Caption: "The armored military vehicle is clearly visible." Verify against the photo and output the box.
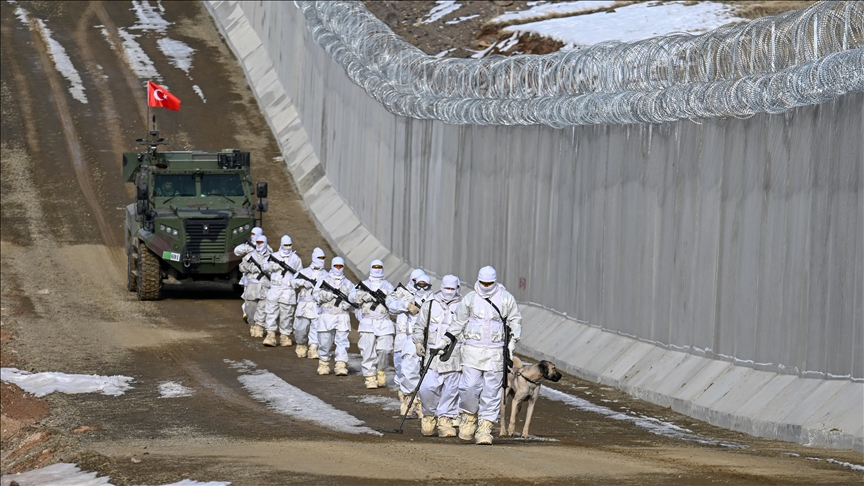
[123,128,268,300]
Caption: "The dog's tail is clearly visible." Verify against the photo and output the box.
[511,356,523,370]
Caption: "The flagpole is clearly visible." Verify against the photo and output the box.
[146,81,150,139]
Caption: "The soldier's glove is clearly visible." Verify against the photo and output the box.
[508,339,516,356]
[415,342,426,357]
[319,289,334,301]
[407,302,420,315]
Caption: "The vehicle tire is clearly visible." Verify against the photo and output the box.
[137,244,161,300]
[127,250,137,292]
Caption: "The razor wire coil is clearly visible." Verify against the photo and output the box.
[296,1,864,127]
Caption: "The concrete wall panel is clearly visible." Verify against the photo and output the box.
[205,0,863,449]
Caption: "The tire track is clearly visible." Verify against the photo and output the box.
[75,3,127,171]
[91,0,149,128]
[27,15,118,247]
[1,23,42,177]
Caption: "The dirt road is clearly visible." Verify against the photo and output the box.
[1,2,861,485]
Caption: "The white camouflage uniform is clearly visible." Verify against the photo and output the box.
[414,275,463,419]
[292,247,326,348]
[264,235,302,338]
[387,273,432,395]
[391,269,424,388]
[313,257,354,365]
[238,235,272,333]
[445,267,522,424]
[234,227,263,318]
[348,259,396,383]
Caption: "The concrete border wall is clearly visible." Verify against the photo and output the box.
[204,1,863,451]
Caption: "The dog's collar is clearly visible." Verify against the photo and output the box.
[516,370,543,386]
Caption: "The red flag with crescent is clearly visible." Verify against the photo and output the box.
[147,81,181,111]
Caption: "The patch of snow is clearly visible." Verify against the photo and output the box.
[0,462,230,486]
[1,368,134,397]
[113,27,161,80]
[445,14,478,25]
[354,394,401,411]
[434,47,457,58]
[157,37,195,75]
[14,8,88,104]
[192,85,206,103]
[825,459,864,472]
[492,1,616,24]
[541,387,748,448]
[804,457,864,472]
[508,434,560,442]
[502,1,746,49]
[497,32,520,52]
[224,358,256,372]
[470,43,496,59]
[346,353,363,373]
[423,1,461,24]
[0,463,112,486]
[225,360,380,435]
[158,381,194,398]
[130,0,171,33]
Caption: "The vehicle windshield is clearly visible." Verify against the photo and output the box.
[202,174,244,197]
[154,175,196,197]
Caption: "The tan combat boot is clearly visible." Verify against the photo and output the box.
[437,417,457,437]
[453,412,464,428]
[295,344,308,358]
[308,344,319,359]
[458,413,477,441]
[334,361,348,376]
[252,325,265,338]
[263,331,278,346]
[364,376,378,389]
[317,360,330,375]
[249,326,256,337]
[420,416,438,436]
[475,419,494,445]
[279,334,293,347]
[399,394,409,416]
[413,399,424,419]
[376,370,387,387]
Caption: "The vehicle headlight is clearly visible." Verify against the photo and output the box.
[244,224,250,231]
[172,229,178,236]
[159,224,166,231]
[232,228,238,235]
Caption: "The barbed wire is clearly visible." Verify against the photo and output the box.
[296,1,864,127]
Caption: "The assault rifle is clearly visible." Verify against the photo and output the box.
[484,297,513,393]
[246,255,269,280]
[267,255,298,276]
[294,270,317,286]
[320,279,359,308]
[356,280,388,311]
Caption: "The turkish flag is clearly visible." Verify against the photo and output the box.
[147,81,181,111]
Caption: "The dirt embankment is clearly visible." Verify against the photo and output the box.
[1,319,52,473]
[363,1,818,59]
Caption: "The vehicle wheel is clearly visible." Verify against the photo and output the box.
[127,250,137,292]
[137,244,161,300]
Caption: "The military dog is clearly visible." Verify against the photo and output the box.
[499,356,562,438]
